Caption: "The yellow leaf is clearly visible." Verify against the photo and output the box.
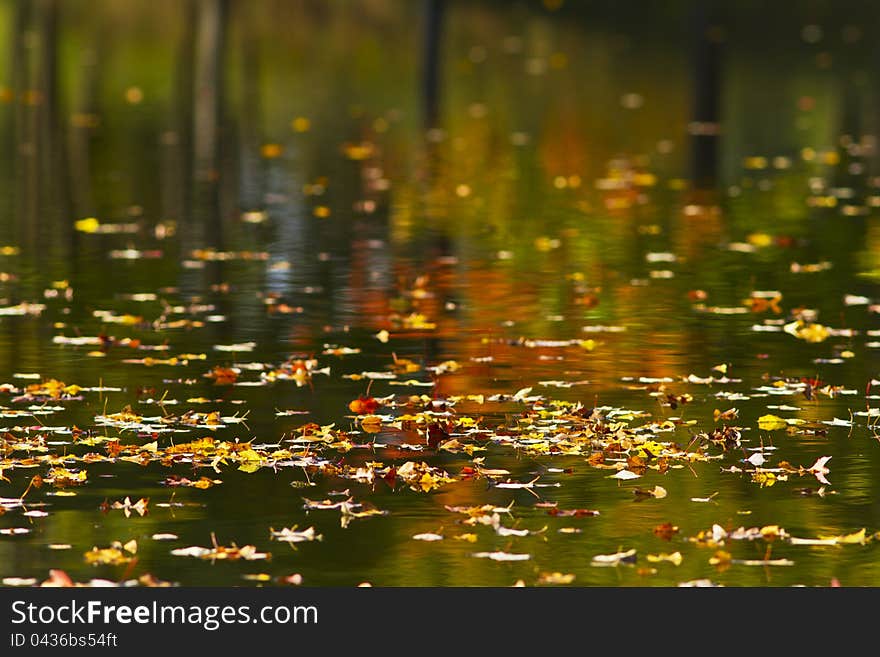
[709,550,732,566]
[752,470,777,487]
[419,472,437,492]
[818,528,867,545]
[747,232,773,247]
[639,441,665,457]
[760,525,781,540]
[84,546,133,566]
[191,476,220,489]
[646,551,683,566]
[75,217,100,233]
[784,320,829,343]
[758,414,788,431]
[538,572,576,584]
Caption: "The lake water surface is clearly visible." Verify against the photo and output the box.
[1,0,880,587]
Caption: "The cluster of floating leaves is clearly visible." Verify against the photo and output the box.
[2,335,879,586]
[5,95,880,588]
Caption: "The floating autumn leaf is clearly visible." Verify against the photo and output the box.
[757,414,789,431]
[646,552,683,566]
[399,312,436,330]
[348,396,379,414]
[171,535,270,561]
[592,548,637,566]
[396,461,455,492]
[302,497,389,528]
[472,551,531,561]
[784,320,830,343]
[743,292,782,314]
[269,526,322,543]
[653,522,679,540]
[751,470,780,487]
[236,448,264,474]
[40,570,74,587]
[322,345,360,356]
[709,550,732,568]
[546,508,600,517]
[205,366,238,385]
[747,452,766,467]
[360,414,383,433]
[633,485,667,500]
[109,497,149,518]
[805,454,831,478]
[813,528,867,545]
[445,502,515,520]
[609,469,641,481]
[278,573,304,585]
[74,217,101,233]
[713,407,738,421]
[538,572,576,585]
[688,524,728,548]
[731,556,795,567]
[44,467,87,487]
[84,540,137,566]
[495,523,547,537]
[390,355,421,374]
[161,475,222,489]
[24,378,83,400]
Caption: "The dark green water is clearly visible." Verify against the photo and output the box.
[1,0,880,587]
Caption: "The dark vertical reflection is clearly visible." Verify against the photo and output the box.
[194,0,227,179]
[420,0,455,365]
[161,0,196,227]
[7,0,73,385]
[12,0,71,257]
[237,2,264,214]
[690,2,722,189]
[0,2,23,240]
[14,0,37,249]
[176,0,233,310]
[418,0,447,186]
[422,0,444,131]
[191,0,229,253]
[66,18,104,222]
[36,0,72,238]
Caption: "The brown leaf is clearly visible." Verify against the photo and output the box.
[653,522,679,541]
